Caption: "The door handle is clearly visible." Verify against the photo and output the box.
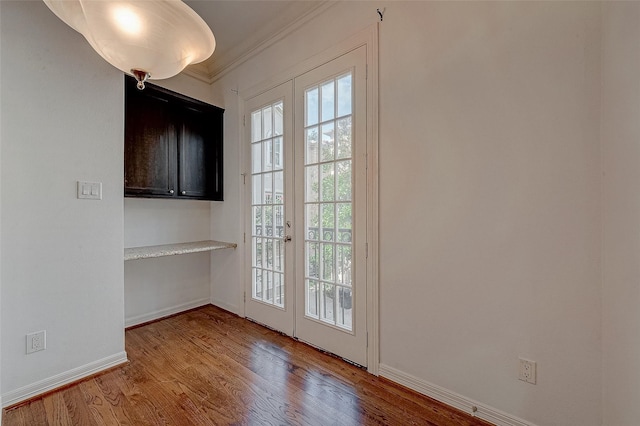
[284,235,292,242]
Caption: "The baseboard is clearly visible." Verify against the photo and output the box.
[378,364,536,426]
[125,298,210,328]
[210,298,240,316]
[2,351,128,408]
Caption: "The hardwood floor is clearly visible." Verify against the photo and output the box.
[3,305,492,426]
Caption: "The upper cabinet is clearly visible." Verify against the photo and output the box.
[124,76,224,201]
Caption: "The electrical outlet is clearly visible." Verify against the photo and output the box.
[26,331,46,354]
[518,358,536,384]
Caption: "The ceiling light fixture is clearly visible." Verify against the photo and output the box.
[43,0,215,90]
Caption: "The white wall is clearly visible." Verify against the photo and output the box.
[124,198,212,326]
[601,3,640,425]
[211,2,605,425]
[0,0,125,405]
[379,3,602,425]
[209,79,242,313]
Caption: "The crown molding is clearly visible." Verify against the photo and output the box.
[183,1,336,85]
[183,62,214,84]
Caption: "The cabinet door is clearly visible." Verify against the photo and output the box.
[177,105,223,200]
[125,91,177,197]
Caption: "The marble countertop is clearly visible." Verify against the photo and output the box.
[124,240,237,261]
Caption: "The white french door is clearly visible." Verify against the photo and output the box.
[244,82,295,336]
[294,47,367,365]
[245,47,367,366]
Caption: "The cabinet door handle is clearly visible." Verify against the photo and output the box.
[181,191,186,195]
[169,189,174,194]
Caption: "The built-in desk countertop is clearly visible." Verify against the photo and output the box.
[124,240,237,261]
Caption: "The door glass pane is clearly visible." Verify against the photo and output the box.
[251,111,262,143]
[306,204,319,241]
[304,72,354,330]
[252,143,262,173]
[306,127,318,164]
[321,203,334,242]
[321,81,335,122]
[254,237,262,268]
[337,74,352,117]
[263,139,273,172]
[306,242,319,279]
[251,100,285,308]
[321,283,335,323]
[265,237,273,269]
[336,117,351,159]
[274,102,284,136]
[274,273,284,305]
[275,239,284,272]
[274,137,283,170]
[320,122,335,162]
[336,245,352,286]
[263,106,273,139]
[253,268,262,298]
[253,206,263,236]
[252,175,262,205]
[307,280,318,318]
[322,243,335,282]
[305,165,319,202]
[265,270,273,303]
[274,204,284,238]
[274,171,284,204]
[336,160,351,201]
[264,173,273,205]
[321,163,334,202]
[336,203,351,243]
[306,88,319,126]
[337,286,352,329]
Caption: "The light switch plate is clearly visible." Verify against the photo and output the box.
[77,181,102,200]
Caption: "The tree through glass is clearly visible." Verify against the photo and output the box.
[304,72,353,330]
[251,101,285,307]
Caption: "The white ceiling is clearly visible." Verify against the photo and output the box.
[184,1,325,81]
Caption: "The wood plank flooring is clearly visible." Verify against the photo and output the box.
[3,305,493,426]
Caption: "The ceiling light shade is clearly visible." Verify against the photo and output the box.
[43,0,215,89]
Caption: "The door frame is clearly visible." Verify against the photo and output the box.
[239,24,379,374]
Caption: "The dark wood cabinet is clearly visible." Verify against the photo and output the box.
[124,76,223,201]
